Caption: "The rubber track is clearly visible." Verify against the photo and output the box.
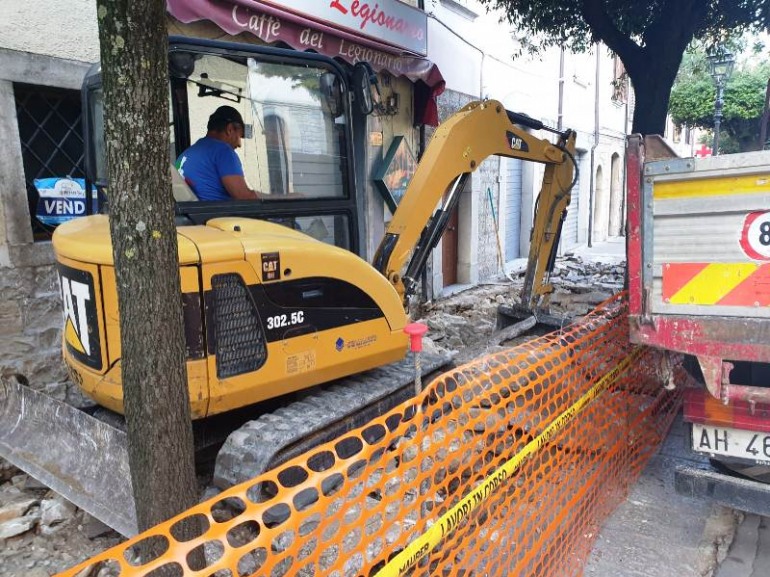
[214,351,452,489]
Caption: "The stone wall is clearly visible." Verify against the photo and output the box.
[0,50,92,400]
[0,259,69,398]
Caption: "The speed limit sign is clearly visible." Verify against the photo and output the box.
[740,211,770,260]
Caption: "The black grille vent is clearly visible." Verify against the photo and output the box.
[212,274,266,379]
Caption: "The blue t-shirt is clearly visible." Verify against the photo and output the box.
[175,137,244,201]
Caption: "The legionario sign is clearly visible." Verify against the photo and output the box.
[259,0,427,55]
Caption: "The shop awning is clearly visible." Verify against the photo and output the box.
[166,0,445,125]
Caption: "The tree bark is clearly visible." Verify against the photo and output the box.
[581,0,709,135]
[95,0,198,535]
[626,52,682,136]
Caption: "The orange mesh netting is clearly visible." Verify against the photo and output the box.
[57,294,684,577]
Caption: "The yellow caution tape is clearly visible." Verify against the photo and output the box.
[375,347,644,577]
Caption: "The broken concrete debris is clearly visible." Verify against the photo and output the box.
[0,465,122,577]
[419,256,624,363]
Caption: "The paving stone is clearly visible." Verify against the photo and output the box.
[0,514,40,540]
[0,498,39,523]
[41,496,76,528]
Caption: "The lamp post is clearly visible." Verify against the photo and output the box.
[707,46,735,156]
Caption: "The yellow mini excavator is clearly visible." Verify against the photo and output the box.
[0,37,576,536]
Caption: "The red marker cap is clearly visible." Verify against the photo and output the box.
[404,322,428,352]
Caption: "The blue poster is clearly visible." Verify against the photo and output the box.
[34,178,91,226]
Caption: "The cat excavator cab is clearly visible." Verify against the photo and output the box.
[0,37,576,536]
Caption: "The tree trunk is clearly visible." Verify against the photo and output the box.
[96,0,198,535]
[624,44,685,136]
[629,71,673,136]
[586,0,708,137]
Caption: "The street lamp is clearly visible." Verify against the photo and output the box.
[707,46,735,156]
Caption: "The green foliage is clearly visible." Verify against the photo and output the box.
[727,66,770,119]
[716,133,743,154]
[668,77,716,126]
[675,48,712,85]
[670,46,769,151]
[479,0,770,134]
[480,1,769,56]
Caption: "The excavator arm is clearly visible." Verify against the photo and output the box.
[372,99,577,310]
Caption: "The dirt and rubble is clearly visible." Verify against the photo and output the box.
[0,461,122,577]
[0,255,624,577]
[419,256,625,364]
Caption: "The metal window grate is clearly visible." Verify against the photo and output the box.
[14,83,85,241]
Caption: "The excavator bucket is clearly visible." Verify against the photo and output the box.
[0,378,137,536]
[496,304,571,332]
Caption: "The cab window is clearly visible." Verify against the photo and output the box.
[182,54,349,200]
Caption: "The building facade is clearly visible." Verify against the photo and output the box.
[1,0,631,393]
[426,0,630,296]
[0,0,100,396]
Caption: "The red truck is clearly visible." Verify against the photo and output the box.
[627,135,770,514]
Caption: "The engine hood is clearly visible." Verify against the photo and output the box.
[52,215,317,266]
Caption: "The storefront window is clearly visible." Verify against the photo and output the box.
[15,84,86,241]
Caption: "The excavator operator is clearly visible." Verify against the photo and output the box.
[175,105,265,201]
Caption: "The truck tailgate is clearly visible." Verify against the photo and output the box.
[628,136,770,366]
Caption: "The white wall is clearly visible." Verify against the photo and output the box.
[426,0,630,265]
[426,16,482,96]
[0,0,100,63]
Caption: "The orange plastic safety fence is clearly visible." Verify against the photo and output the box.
[57,294,684,577]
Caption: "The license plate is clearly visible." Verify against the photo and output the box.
[691,424,770,464]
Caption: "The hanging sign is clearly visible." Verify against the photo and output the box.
[259,0,427,56]
[34,178,90,226]
[167,0,445,124]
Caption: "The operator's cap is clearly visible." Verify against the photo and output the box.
[208,105,245,130]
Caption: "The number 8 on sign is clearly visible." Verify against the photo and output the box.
[740,211,770,260]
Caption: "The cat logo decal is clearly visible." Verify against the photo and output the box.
[58,264,102,370]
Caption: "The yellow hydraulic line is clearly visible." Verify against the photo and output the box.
[375,346,645,577]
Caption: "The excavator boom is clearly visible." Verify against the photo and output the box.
[373,99,576,310]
